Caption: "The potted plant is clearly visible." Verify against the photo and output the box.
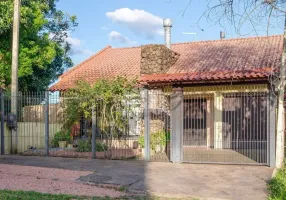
[52,130,71,148]
[59,130,68,148]
[67,135,73,148]
[151,131,170,153]
[58,140,66,148]
[63,131,72,148]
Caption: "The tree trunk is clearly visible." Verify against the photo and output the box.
[11,0,20,154]
[275,16,286,168]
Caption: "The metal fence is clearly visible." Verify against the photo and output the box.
[182,91,269,165]
[0,91,145,160]
[0,87,273,165]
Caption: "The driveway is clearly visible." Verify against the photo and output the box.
[0,155,273,200]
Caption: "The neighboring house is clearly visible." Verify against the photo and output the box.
[50,20,283,167]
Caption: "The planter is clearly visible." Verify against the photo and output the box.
[58,141,67,148]
[67,144,73,149]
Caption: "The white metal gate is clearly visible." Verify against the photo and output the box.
[183,92,268,165]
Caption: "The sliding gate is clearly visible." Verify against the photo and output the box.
[182,92,269,165]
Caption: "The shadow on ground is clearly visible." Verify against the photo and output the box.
[0,155,274,200]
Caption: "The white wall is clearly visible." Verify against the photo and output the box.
[2,123,61,154]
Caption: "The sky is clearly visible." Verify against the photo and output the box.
[56,0,285,66]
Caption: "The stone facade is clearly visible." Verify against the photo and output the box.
[140,44,180,75]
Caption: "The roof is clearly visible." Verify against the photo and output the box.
[50,35,283,91]
[139,68,273,85]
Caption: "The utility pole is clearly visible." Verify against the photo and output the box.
[11,0,20,154]
[276,15,286,168]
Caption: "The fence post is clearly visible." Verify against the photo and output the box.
[144,88,150,161]
[45,91,49,156]
[170,87,183,163]
[268,87,276,167]
[92,106,96,159]
[0,90,4,155]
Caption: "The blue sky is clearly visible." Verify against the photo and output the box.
[56,0,284,66]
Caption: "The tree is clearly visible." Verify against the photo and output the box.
[0,0,77,91]
[179,0,285,35]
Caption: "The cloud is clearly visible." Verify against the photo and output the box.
[49,32,94,56]
[66,36,81,47]
[106,8,163,39]
[66,34,94,56]
[100,26,109,31]
[108,31,137,45]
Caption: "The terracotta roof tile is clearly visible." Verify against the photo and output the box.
[140,68,273,85]
[50,35,282,91]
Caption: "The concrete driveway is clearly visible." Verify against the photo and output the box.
[0,155,273,200]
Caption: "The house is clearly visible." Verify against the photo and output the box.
[50,19,283,167]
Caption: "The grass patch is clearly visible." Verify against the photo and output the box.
[0,190,198,200]
[119,186,128,192]
[0,190,83,200]
[268,161,286,200]
[0,190,134,200]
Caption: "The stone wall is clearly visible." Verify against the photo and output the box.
[138,89,171,135]
[141,44,180,75]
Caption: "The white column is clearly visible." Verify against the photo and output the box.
[206,98,211,148]
[214,93,223,149]
[276,89,285,167]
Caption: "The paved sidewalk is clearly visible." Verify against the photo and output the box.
[0,155,274,200]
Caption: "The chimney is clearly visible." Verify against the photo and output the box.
[220,31,225,40]
[163,18,172,49]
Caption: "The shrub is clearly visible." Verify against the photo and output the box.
[138,131,170,151]
[150,131,170,150]
[76,140,92,152]
[51,130,71,147]
[268,161,286,200]
[138,135,144,148]
[76,140,108,152]
[97,142,108,152]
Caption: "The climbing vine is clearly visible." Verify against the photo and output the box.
[62,76,140,139]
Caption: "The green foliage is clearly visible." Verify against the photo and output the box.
[76,139,91,152]
[0,189,174,199]
[0,190,77,200]
[268,161,286,200]
[97,142,108,152]
[138,131,170,150]
[150,131,170,151]
[51,130,71,147]
[0,0,77,91]
[63,76,139,139]
[119,186,128,192]
[138,135,145,148]
[76,140,108,152]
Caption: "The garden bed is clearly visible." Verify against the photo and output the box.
[21,147,142,160]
